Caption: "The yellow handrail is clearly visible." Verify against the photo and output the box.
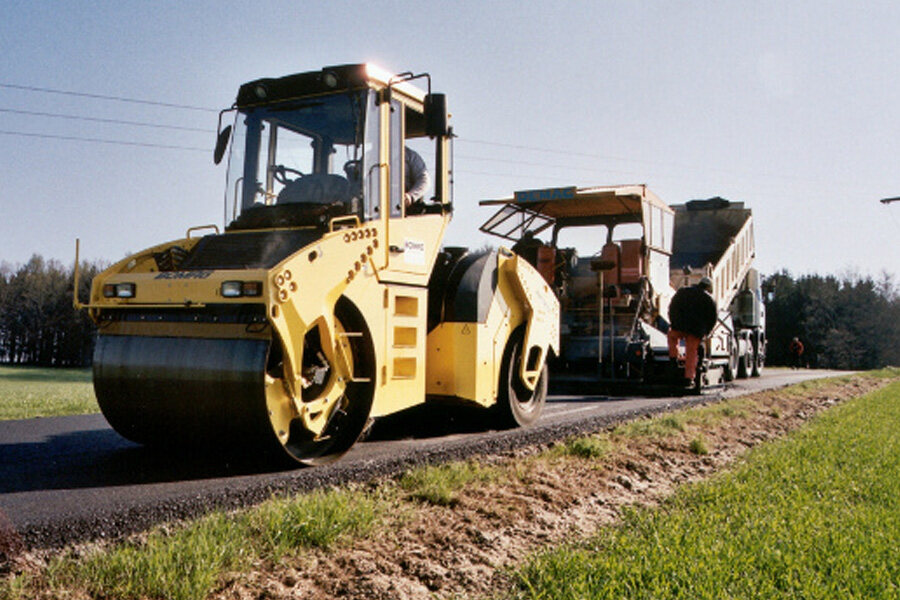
[187,224,220,238]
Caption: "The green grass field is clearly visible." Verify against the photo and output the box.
[0,365,97,420]
[512,380,900,599]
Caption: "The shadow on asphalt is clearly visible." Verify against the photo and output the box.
[1,392,652,495]
[366,403,497,441]
[0,403,508,494]
[0,427,292,495]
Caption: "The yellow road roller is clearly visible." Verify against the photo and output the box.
[75,64,559,464]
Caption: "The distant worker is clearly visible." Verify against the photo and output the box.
[405,147,431,206]
[668,276,717,388]
[789,337,805,369]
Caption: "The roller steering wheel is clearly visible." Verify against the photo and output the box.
[271,165,304,185]
[342,159,361,180]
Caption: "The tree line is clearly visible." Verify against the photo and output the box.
[0,254,897,370]
[0,255,101,367]
[762,271,900,370]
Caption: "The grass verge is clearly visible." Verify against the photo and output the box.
[512,379,900,599]
[400,460,501,506]
[2,485,391,600]
[0,366,96,420]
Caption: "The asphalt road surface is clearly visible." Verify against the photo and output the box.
[0,369,844,552]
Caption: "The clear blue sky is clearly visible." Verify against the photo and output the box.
[2,1,898,281]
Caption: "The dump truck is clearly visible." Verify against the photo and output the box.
[480,186,764,391]
[669,197,766,382]
[75,64,559,464]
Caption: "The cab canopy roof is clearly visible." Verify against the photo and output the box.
[235,63,428,109]
[480,184,671,242]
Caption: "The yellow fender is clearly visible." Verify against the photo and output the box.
[265,220,380,438]
[498,249,560,391]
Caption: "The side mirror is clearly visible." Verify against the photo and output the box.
[213,125,232,165]
[424,93,448,137]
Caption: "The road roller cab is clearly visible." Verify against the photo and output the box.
[76,64,559,464]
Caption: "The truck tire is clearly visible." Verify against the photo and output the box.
[737,348,750,379]
[495,327,547,428]
[751,332,765,377]
[723,340,738,382]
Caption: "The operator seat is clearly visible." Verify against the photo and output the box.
[618,239,643,284]
[598,242,621,285]
[277,173,353,209]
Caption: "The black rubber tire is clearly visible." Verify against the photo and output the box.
[751,335,765,378]
[737,348,750,379]
[495,327,547,428]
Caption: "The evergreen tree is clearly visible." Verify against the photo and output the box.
[0,255,100,366]
[764,271,900,370]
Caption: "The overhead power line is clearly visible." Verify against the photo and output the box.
[0,82,218,113]
[454,168,577,183]
[0,82,875,192]
[458,137,857,189]
[0,107,210,132]
[456,153,643,176]
[460,138,631,161]
[0,129,208,152]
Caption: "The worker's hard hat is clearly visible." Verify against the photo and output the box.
[698,276,713,292]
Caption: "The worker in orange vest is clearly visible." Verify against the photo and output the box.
[789,337,805,369]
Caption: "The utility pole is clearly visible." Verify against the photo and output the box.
[881,197,900,204]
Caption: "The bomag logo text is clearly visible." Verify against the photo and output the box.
[154,271,214,280]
